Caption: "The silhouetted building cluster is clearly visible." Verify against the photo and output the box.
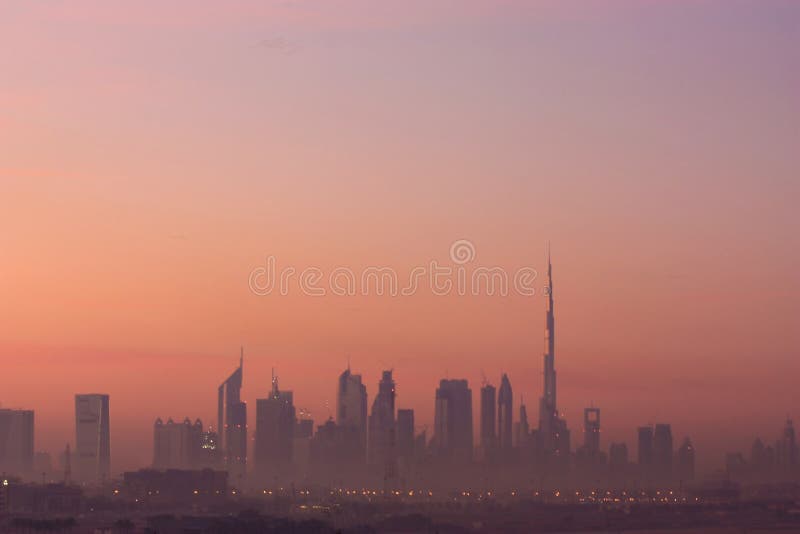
[11,251,800,496]
[725,419,799,483]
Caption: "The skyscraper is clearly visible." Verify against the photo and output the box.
[537,248,570,460]
[497,374,513,451]
[515,400,530,449]
[433,379,473,462]
[480,383,496,458]
[583,408,601,458]
[396,409,415,461]
[0,409,34,477]
[337,366,368,459]
[653,424,673,484]
[218,350,247,484]
[255,370,297,481]
[777,418,797,468]
[75,394,110,484]
[638,425,654,480]
[368,371,396,474]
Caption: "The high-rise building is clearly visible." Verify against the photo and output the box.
[255,371,297,481]
[218,350,247,484]
[293,414,314,477]
[653,424,673,484]
[480,383,496,458]
[777,418,797,468]
[537,249,570,460]
[433,379,473,462]
[497,374,513,451]
[638,425,654,483]
[153,417,204,470]
[0,409,34,477]
[514,399,530,449]
[337,366,368,459]
[396,409,415,461]
[75,394,110,484]
[583,408,601,458]
[368,371,396,474]
[676,437,695,483]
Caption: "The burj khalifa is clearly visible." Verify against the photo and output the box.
[538,247,570,460]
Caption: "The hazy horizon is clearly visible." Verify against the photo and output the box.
[1,0,798,476]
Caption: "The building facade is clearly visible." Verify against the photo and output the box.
[433,379,473,462]
[218,351,247,485]
[0,409,34,477]
[75,394,110,484]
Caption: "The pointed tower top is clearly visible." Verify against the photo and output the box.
[239,346,244,368]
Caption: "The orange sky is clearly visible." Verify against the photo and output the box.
[1,0,799,474]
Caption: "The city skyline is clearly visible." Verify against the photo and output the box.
[0,252,796,486]
[2,3,798,532]
[2,0,798,483]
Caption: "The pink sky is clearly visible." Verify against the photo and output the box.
[1,0,798,474]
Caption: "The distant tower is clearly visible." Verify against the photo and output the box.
[368,371,396,482]
[653,424,674,484]
[0,408,34,476]
[396,409,415,461]
[497,374,513,451]
[583,408,601,458]
[255,369,296,482]
[514,398,530,449]
[480,383,497,458]
[433,379,473,462]
[538,246,570,459]
[218,349,247,484]
[638,425,654,481]
[337,365,368,460]
[777,419,797,468]
[74,394,110,484]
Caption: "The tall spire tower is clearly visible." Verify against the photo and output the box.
[538,245,570,460]
[543,242,556,411]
